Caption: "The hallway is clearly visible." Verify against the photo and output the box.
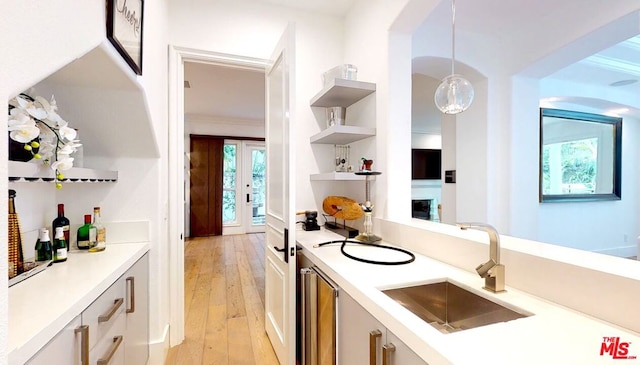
[165,234,279,364]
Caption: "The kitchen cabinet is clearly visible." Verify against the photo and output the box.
[21,251,149,365]
[339,290,427,365]
[25,316,82,365]
[124,254,150,365]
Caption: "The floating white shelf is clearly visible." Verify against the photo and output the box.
[310,172,376,181]
[310,125,376,144]
[310,79,376,107]
[9,161,118,182]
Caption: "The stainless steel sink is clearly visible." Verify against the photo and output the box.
[382,281,531,334]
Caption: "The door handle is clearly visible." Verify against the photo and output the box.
[273,228,289,263]
[369,329,382,365]
[75,325,89,365]
[126,276,135,314]
[98,298,124,323]
[246,193,251,203]
[97,336,124,365]
[382,343,396,365]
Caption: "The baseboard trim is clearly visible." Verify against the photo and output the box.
[148,324,171,365]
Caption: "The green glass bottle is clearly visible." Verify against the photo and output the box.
[76,214,94,250]
[53,227,68,263]
[35,228,52,262]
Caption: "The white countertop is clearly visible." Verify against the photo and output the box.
[297,229,640,365]
[8,242,149,365]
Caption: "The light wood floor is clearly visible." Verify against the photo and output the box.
[165,233,279,365]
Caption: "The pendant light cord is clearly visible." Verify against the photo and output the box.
[451,0,456,76]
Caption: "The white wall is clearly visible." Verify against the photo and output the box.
[1,1,171,361]
[408,1,640,257]
[169,0,346,216]
[505,74,640,257]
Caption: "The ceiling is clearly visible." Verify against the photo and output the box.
[253,0,355,17]
[545,35,640,95]
[183,0,639,123]
[184,62,265,122]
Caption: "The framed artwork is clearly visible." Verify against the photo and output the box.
[106,0,144,75]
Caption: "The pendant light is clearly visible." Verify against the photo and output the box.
[434,0,474,114]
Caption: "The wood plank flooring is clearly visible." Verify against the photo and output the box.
[165,233,279,365]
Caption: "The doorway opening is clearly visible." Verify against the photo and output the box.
[168,46,268,346]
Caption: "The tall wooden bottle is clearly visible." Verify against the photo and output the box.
[8,189,25,278]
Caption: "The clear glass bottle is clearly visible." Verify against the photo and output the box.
[52,203,70,251]
[53,227,68,263]
[76,214,94,250]
[89,207,106,252]
[35,228,52,262]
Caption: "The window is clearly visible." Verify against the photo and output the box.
[223,143,237,223]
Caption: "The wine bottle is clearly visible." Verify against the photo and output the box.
[53,227,68,263]
[52,203,70,251]
[35,228,52,262]
[89,207,106,252]
[76,214,94,250]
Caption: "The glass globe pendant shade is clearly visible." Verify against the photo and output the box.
[434,74,475,114]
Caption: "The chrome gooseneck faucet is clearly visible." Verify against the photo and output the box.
[456,222,506,293]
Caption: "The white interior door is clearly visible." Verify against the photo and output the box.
[244,142,266,233]
[264,23,296,365]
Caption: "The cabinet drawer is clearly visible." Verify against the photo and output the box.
[82,277,126,350]
[89,312,126,365]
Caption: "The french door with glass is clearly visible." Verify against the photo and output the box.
[222,140,266,234]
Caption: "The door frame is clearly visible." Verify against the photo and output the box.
[168,45,267,346]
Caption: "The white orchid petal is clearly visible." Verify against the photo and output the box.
[35,96,51,111]
[9,126,40,143]
[8,113,34,127]
[49,95,58,111]
[15,96,29,108]
[58,144,75,155]
[52,158,74,171]
[59,126,77,141]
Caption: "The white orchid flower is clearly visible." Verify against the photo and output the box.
[58,126,77,141]
[51,157,74,171]
[38,96,66,126]
[63,140,82,151]
[8,108,36,127]
[37,139,56,160]
[8,125,40,143]
[57,144,75,156]
[15,95,47,120]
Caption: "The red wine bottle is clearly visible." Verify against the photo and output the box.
[52,204,70,251]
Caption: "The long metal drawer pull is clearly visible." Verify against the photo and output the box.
[98,298,124,323]
[74,325,89,365]
[97,335,123,365]
[382,343,396,365]
[126,276,135,314]
[369,330,382,365]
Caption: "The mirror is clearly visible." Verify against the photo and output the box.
[539,108,622,202]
